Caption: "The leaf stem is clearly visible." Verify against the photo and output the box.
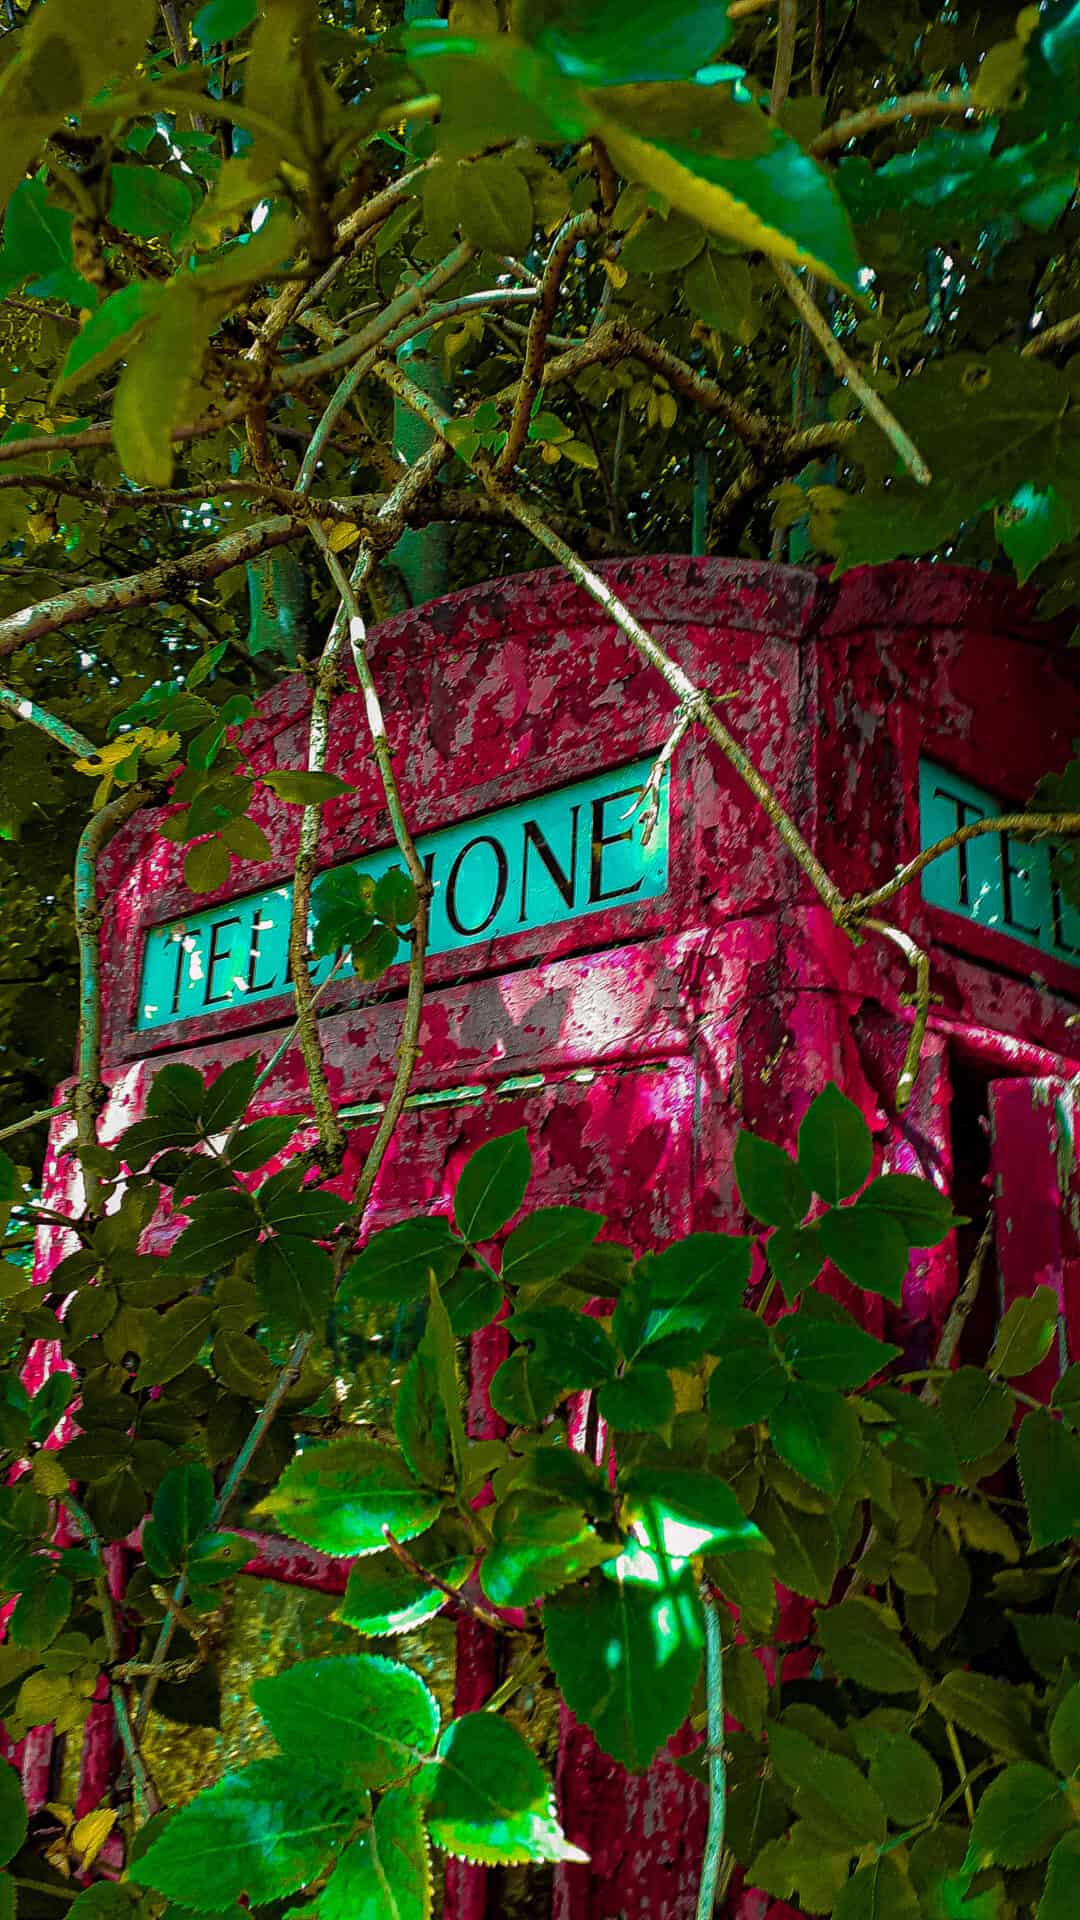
[696,1585,726,1920]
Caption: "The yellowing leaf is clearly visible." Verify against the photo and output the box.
[73,1808,116,1869]
[31,1451,70,1497]
[326,520,362,551]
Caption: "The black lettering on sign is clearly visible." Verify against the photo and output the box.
[519,807,580,921]
[204,916,241,1006]
[245,906,279,994]
[445,836,510,936]
[999,832,1040,941]
[1051,866,1080,957]
[589,788,645,904]
[168,931,186,1017]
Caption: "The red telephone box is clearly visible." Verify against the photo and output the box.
[23,556,1080,1918]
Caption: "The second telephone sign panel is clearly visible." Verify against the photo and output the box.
[137,757,671,1031]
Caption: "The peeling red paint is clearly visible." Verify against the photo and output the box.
[20,559,1080,1917]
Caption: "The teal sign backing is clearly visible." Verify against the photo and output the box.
[138,757,669,1031]
[919,758,1080,966]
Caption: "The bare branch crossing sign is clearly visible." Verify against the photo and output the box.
[138,756,670,1031]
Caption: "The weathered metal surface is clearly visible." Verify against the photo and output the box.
[20,558,1080,1918]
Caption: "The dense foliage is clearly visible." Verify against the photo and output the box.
[0,2,1077,1919]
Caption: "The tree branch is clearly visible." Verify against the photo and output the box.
[773,262,931,484]
[1022,309,1080,358]
[845,812,1080,920]
[497,211,601,477]
[770,0,798,120]
[0,682,97,759]
[810,88,974,155]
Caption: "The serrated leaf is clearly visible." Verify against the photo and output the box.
[866,1386,960,1484]
[480,1492,618,1607]
[778,1302,900,1389]
[199,1057,260,1132]
[1049,1683,1080,1776]
[1017,1408,1080,1548]
[500,1207,603,1289]
[854,1726,942,1826]
[1052,1365,1080,1427]
[151,1462,214,1572]
[253,1654,439,1790]
[9,1574,71,1652]
[767,1722,887,1848]
[319,1787,431,1920]
[819,1204,910,1303]
[734,1130,811,1228]
[336,1520,474,1637]
[597,1363,674,1435]
[255,1438,442,1556]
[543,1543,704,1771]
[341,1218,463,1312]
[454,1130,531,1241]
[505,1304,616,1391]
[766,1222,825,1301]
[1040,1831,1080,1920]
[990,1286,1060,1378]
[834,1856,921,1920]
[939,1368,1015,1463]
[166,1190,260,1277]
[621,1467,764,1560]
[426,1713,585,1864]
[770,1381,863,1496]
[855,1173,961,1246]
[752,1489,838,1600]
[0,1763,26,1870]
[798,1085,873,1203]
[395,1279,464,1490]
[255,1235,334,1338]
[136,1297,216,1388]
[131,1758,355,1908]
[1009,1609,1080,1680]
[816,1598,923,1694]
[966,1761,1069,1870]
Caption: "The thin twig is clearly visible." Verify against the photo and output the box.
[773,261,932,484]
[497,211,601,477]
[381,1527,510,1633]
[865,919,935,1112]
[0,1097,71,1148]
[944,1720,976,1824]
[930,1215,995,1377]
[623,708,695,847]
[770,0,798,120]
[61,1497,161,1820]
[809,89,974,155]
[847,812,1080,919]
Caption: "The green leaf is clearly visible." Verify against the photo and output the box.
[0,178,96,310]
[966,1762,1070,1870]
[819,1204,910,1303]
[543,1543,705,1771]
[834,1857,921,1920]
[990,1286,1060,1378]
[454,1130,531,1241]
[257,1169,348,1238]
[936,1369,1016,1469]
[183,837,230,895]
[1009,1610,1080,1681]
[597,1363,675,1435]
[505,1305,616,1391]
[904,1528,971,1649]
[752,1489,838,1600]
[777,1300,900,1390]
[1017,1408,1080,1548]
[426,1711,585,1865]
[853,1727,942,1826]
[767,1722,887,1848]
[529,0,731,87]
[930,1674,1037,1758]
[997,483,1076,583]
[395,1279,464,1490]
[1050,1683,1080,1777]
[816,1598,924,1694]
[255,1235,334,1338]
[1040,1832,1080,1920]
[213,1329,274,1399]
[318,1788,431,1920]
[200,1056,260,1132]
[855,1173,962,1246]
[458,156,533,254]
[619,212,704,276]
[1052,1366,1080,1426]
[683,248,758,340]
[500,1207,603,1289]
[480,1492,619,1607]
[734,1131,811,1228]
[341,1218,463,1311]
[136,1297,216,1388]
[0,1762,26,1869]
[193,0,259,46]
[336,1520,474,1636]
[9,1573,71,1652]
[798,1084,873,1203]
[766,1222,825,1301]
[166,1190,260,1276]
[620,1467,764,1560]
[488,1349,564,1425]
[255,1438,442,1556]
[261,770,353,805]
[749,1824,853,1911]
[114,279,221,487]
[373,867,419,927]
[866,1386,961,1484]
[109,165,193,239]
[151,1462,214,1571]
[253,1654,439,1790]
[440,1264,503,1337]
[770,1381,863,1496]
[132,1758,355,1908]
